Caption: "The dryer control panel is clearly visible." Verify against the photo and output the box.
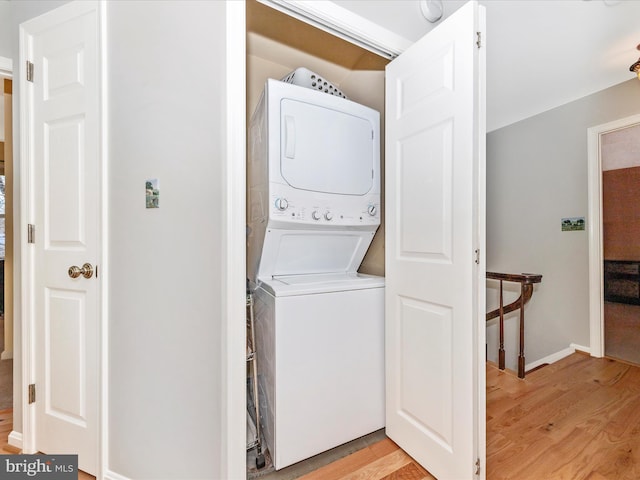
[269,187,380,228]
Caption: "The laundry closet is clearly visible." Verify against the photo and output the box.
[244,1,487,477]
[245,0,391,472]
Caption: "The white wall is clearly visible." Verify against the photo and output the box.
[486,79,640,370]
[8,1,237,477]
[0,1,12,59]
[107,1,230,477]
[334,0,466,43]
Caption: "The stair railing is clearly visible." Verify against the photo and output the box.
[486,272,542,378]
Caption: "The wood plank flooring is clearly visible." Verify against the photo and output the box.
[487,352,640,480]
[2,353,640,479]
[290,353,640,480]
[298,438,434,480]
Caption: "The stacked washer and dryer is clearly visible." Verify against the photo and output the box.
[247,68,385,470]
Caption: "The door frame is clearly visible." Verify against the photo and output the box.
[222,2,247,479]
[18,1,107,476]
[229,1,485,477]
[587,113,640,358]
[253,0,411,58]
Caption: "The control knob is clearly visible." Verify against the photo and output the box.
[324,211,333,221]
[367,204,377,216]
[312,210,321,221]
[274,198,289,211]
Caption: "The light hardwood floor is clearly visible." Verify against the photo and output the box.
[297,437,434,480]
[487,352,640,480]
[290,353,640,480]
[3,353,640,479]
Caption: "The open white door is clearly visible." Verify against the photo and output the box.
[385,2,486,479]
[21,1,101,475]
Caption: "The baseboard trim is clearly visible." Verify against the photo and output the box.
[525,344,590,372]
[570,343,591,355]
[1,350,13,360]
[8,431,22,450]
[104,470,131,480]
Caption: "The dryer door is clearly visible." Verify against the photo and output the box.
[280,99,376,195]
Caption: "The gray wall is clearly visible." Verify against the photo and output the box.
[486,79,640,370]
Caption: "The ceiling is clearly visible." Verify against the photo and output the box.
[324,0,640,132]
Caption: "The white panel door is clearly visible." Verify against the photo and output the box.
[385,2,485,479]
[24,2,101,475]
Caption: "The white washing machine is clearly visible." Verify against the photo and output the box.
[247,71,385,470]
[254,273,384,470]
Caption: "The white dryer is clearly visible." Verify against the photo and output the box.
[247,75,384,470]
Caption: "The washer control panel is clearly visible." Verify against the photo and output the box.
[270,190,380,226]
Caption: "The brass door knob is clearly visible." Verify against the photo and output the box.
[68,263,94,279]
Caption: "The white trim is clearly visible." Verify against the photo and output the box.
[524,344,588,371]
[103,470,132,480]
[19,15,36,456]
[0,56,12,77]
[222,1,247,479]
[8,430,22,449]
[587,113,640,358]
[256,0,412,59]
[570,343,591,355]
[475,5,487,479]
[98,1,109,479]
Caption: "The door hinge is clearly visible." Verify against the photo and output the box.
[27,224,35,244]
[475,458,481,476]
[26,61,34,82]
[28,384,36,404]
[474,248,480,265]
[476,32,482,48]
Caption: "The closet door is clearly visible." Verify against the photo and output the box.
[385,1,486,478]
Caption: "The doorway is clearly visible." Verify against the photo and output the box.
[245,5,388,476]
[599,122,640,364]
[0,60,12,413]
[588,113,640,361]
[243,1,486,478]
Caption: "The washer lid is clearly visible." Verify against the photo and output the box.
[259,272,385,296]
